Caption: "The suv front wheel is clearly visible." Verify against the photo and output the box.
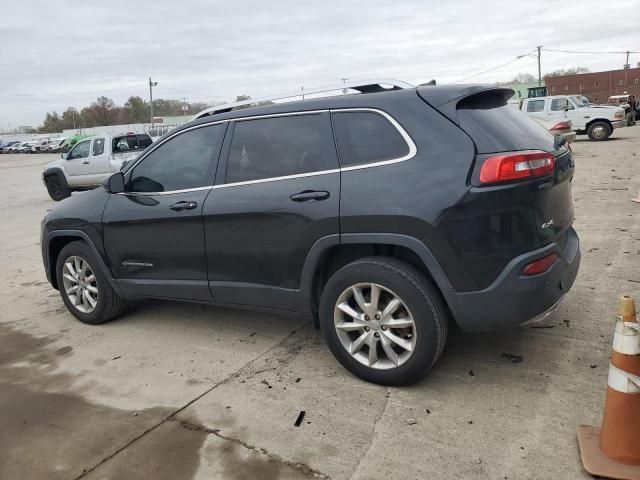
[55,241,126,324]
[319,257,448,385]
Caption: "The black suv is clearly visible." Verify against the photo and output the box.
[41,82,580,385]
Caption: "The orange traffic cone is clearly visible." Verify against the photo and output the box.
[577,295,640,480]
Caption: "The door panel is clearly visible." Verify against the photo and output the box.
[101,123,227,301]
[204,112,340,311]
[103,189,212,300]
[64,140,93,186]
[89,137,107,183]
[203,174,339,310]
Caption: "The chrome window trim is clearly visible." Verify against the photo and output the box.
[121,107,416,196]
[332,108,417,172]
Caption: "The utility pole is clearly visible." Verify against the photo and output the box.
[341,77,349,95]
[624,51,630,87]
[537,46,542,86]
[148,77,158,125]
[181,97,189,117]
[301,86,304,100]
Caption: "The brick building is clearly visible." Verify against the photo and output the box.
[544,66,640,103]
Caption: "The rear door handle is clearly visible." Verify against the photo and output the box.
[169,201,198,211]
[290,190,330,202]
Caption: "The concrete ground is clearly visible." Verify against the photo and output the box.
[0,127,638,480]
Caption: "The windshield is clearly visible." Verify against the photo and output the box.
[570,96,590,107]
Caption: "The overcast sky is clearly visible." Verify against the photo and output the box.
[1,0,638,128]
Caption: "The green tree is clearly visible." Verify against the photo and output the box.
[124,96,149,123]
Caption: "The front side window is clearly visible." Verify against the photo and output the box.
[68,140,90,160]
[92,138,105,156]
[550,98,573,111]
[332,111,409,167]
[226,114,335,183]
[129,124,225,192]
[526,100,545,113]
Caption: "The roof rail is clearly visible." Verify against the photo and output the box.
[193,78,414,119]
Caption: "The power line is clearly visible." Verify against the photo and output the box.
[543,48,639,55]
[453,53,535,83]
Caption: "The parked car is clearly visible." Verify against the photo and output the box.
[41,81,580,385]
[608,95,639,123]
[30,139,53,153]
[46,137,67,153]
[0,141,20,153]
[17,141,37,153]
[521,95,625,140]
[532,118,576,143]
[6,142,25,153]
[42,133,153,200]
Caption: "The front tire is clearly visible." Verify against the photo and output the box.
[319,257,448,385]
[55,241,126,324]
[46,176,71,201]
[587,121,612,141]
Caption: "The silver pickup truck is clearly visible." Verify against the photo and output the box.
[42,133,153,200]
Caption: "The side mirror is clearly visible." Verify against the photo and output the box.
[61,152,68,159]
[103,172,125,194]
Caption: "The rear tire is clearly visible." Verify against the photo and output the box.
[46,176,71,201]
[587,121,612,141]
[55,241,126,325]
[319,257,448,385]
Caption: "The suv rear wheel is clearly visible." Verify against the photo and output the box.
[587,121,612,141]
[319,257,448,385]
[55,241,126,324]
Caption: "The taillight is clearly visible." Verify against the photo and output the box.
[479,150,555,185]
[550,122,571,131]
[522,253,558,276]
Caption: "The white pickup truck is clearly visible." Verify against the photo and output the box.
[520,95,626,141]
[42,133,153,201]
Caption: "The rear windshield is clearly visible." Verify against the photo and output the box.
[458,92,555,153]
[113,134,152,153]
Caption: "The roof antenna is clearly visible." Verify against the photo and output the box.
[419,79,437,86]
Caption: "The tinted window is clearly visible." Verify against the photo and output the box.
[526,100,545,112]
[458,92,554,153]
[113,135,151,153]
[137,135,153,149]
[92,138,105,156]
[130,124,225,192]
[332,111,409,167]
[226,114,335,183]
[68,140,90,159]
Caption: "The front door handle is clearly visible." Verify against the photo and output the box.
[290,190,330,202]
[82,161,89,164]
[169,201,198,211]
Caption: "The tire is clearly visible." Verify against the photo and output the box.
[46,175,71,201]
[319,257,448,386]
[587,121,612,141]
[55,241,126,325]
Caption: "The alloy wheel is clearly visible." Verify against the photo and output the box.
[62,255,98,313]
[333,283,417,370]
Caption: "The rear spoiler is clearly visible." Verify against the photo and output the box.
[417,85,514,125]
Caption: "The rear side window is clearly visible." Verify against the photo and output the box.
[526,100,545,112]
[137,135,153,149]
[458,92,555,153]
[129,124,225,192]
[92,138,105,156]
[332,111,409,167]
[226,113,336,183]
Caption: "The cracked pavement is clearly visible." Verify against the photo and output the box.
[0,126,638,479]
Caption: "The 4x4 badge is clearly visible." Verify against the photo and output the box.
[541,219,554,229]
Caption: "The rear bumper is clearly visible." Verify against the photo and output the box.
[450,227,580,332]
